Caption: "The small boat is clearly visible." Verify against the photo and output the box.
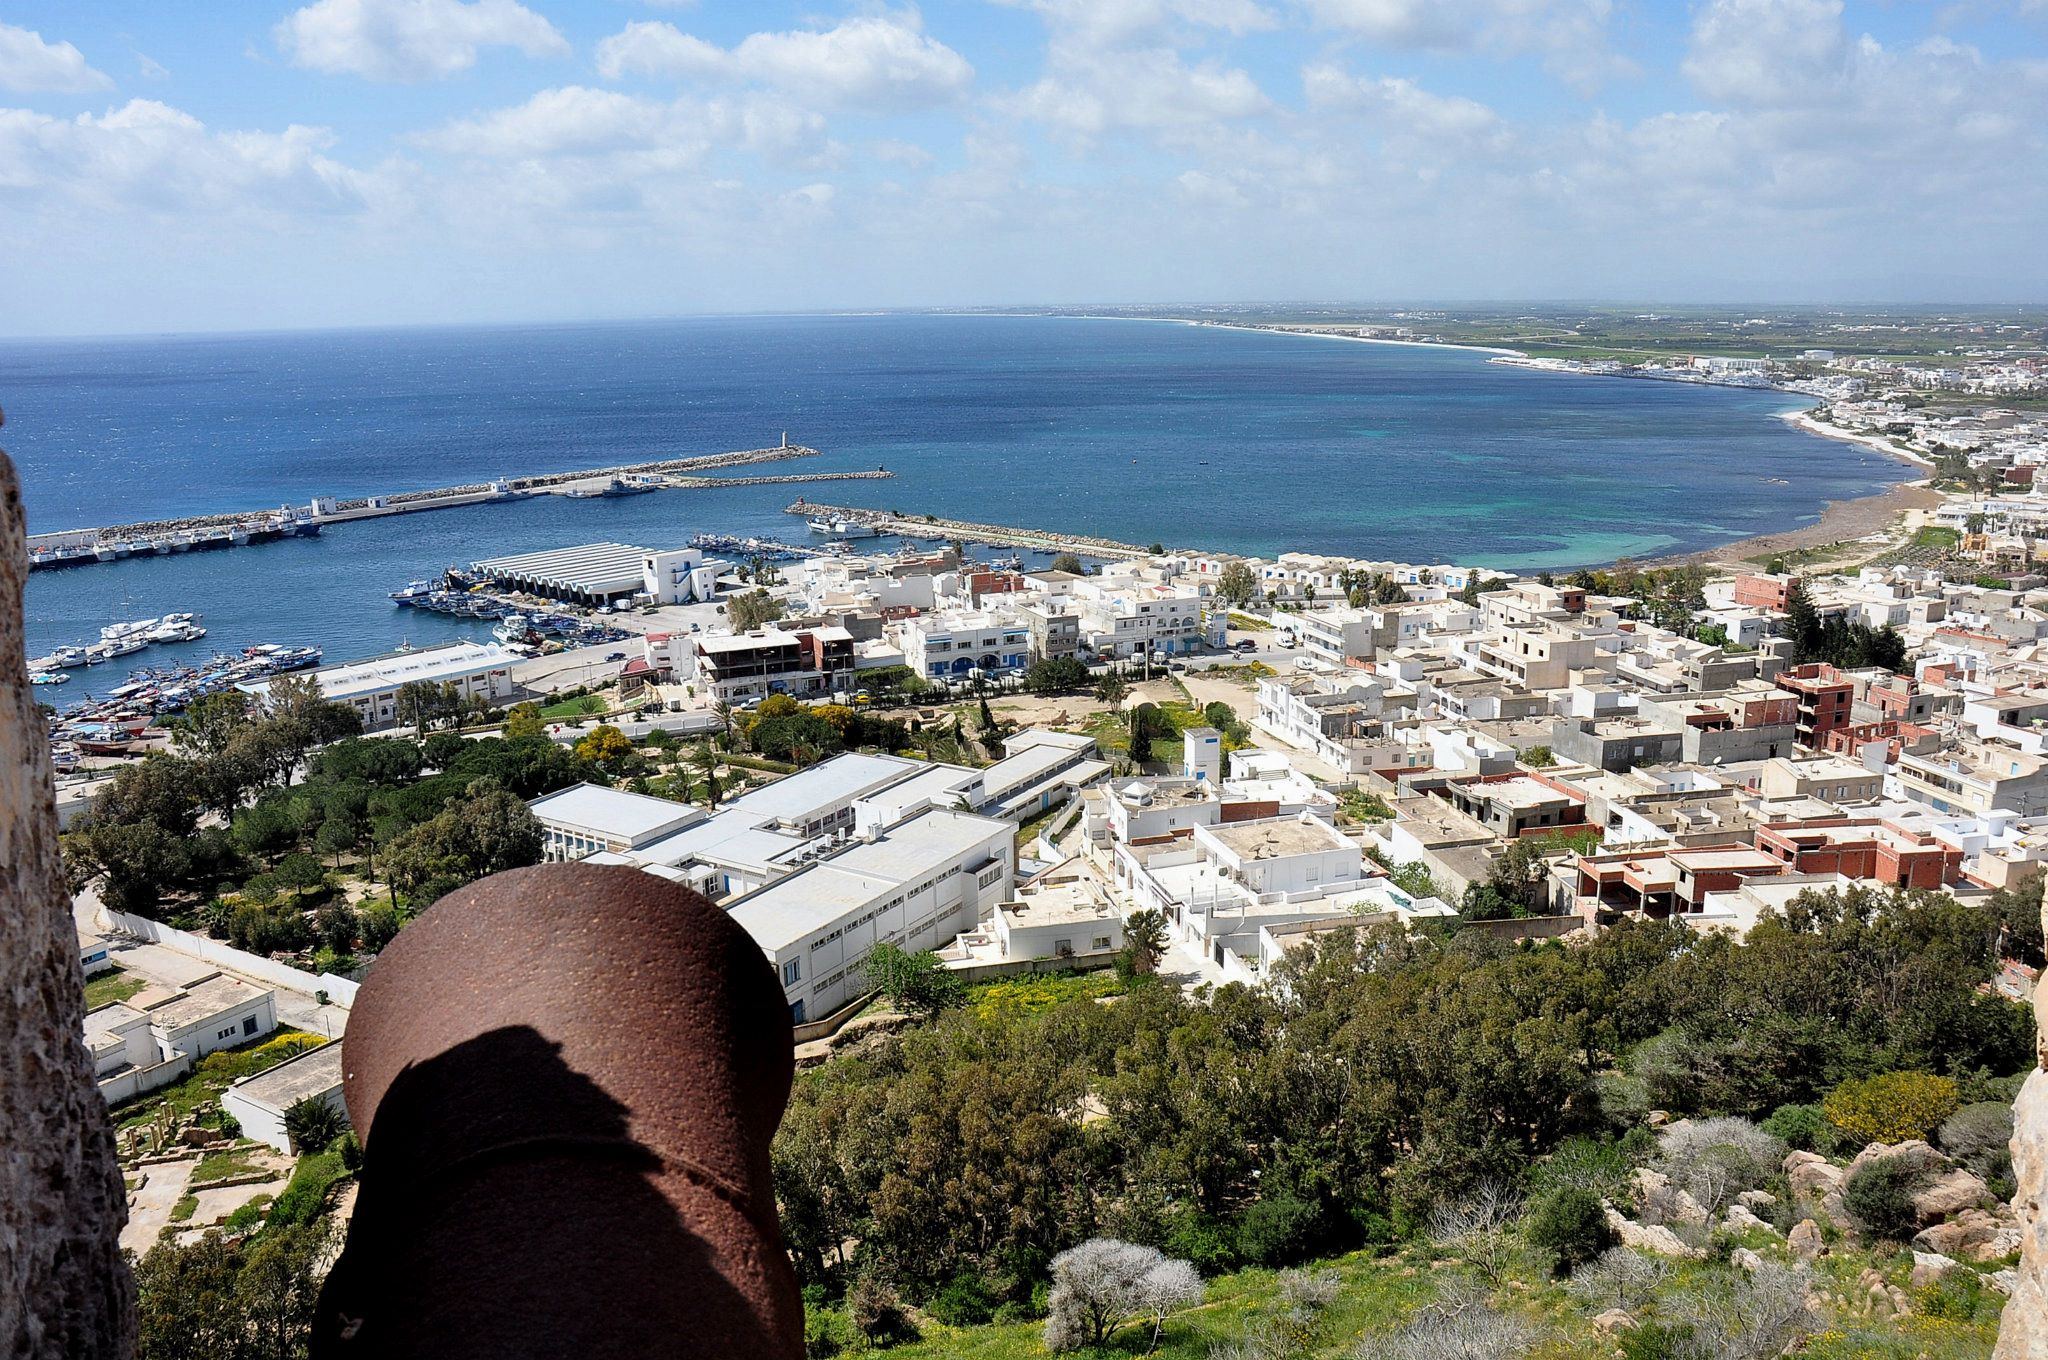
[94,545,118,563]
[30,671,69,686]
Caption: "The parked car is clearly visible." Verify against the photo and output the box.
[605,651,626,661]
[1233,639,1257,652]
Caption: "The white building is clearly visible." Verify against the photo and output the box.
[472,541,720,606]
[86,973,280,1104]
[241,640,520,728]
[530,783,708,861]
[221,1041,346,1153]
[1072,581,1206,658]
[730,806,1016,1023]
[900,609,1034,681]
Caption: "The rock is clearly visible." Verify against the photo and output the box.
[1592,1309,1635,1335]
[1914,1207,2022,1263]
[1737,1189,1779,1209]
[1910,1251,1962,1289]
[1887,1284,1913,1317]
[1633,1166,1670,1199]
[1669,1188,1709,1225]
[1732,1247,1765,1273]
[1789,1219,1827,1260]
[1993,1067,2048,1360]
[1986,1269,2018,1298]
[1911,1168,1993,1223]
[1847,1139,1947,1182]
[1646,1110,1671,1128]
[1725,1203,1777,1234]
[1786,1150,1844,1201]
[1605,1206,1707,1260]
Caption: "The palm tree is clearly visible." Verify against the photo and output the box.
[713,698,735,748]
[283,1096,349,1154]
[691,742,722,808]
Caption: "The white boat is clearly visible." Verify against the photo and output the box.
[808,516,881,538]
[93,545,118,563]
[32,672,72,686]
[492,615,531,644]
[100,618,160,642]
[147,620,206,644]
[51,645,88,668]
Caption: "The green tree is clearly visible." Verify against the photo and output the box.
[282,1096,348,1154]
[503,701,546,739]
[169,691,254,759]
[864,943,963,1016]
[728,589,785,632]
[574,724,635,771]
[1525,1187,1614,1276]
[383,779,544,902]
[1050,552,1086,575]
[1096,668,1130,712]
[1121,908,1169,976]
[1216,561,1258,608]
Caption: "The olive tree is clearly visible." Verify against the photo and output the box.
[1043,1238,1201,1353]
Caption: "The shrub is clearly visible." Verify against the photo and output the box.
[1939,1101,2015,1179]
[1235,1195,1321,1267]
[1163,1211,1238,1276]
[1841,1159,1924,1241]
[1043,1239,1201,1354]
[1525,1187,1615,1276]
[1760,1102,1841,1155]
[1823,1071,1959,1145]
[924,1273,995,1326]
[1653,1117,1785,1216]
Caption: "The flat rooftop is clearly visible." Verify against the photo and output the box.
[142,974,270,1031]
[226,1040,343,1112]
[1203,815,1349,860]
[251,641,519,701]
[528,782,704,842]
[474,541,654,595]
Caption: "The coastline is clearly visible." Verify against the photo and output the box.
[1641,478,1945,569]
[1779,408,1933,469]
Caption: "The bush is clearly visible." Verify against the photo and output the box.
[1761,1102,1841,1155]
[1824,1071,1959,1145]
[1235,1195,1321,1267]
[1525,1187,1615,1276]
[1163,1212,1239,1276]
[1841,1159,1924,1242]
[1939,1101,2015,1179]
[924,1273,995,1326]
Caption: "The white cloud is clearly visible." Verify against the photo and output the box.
[0,22,112,93]
[997,0,1278,45]
[276,0,568,82]
[1682,0,1849,105]
[417,84,836,167]
[0,99,370,216]
[595,12,972,110]
[1302,0,1635,91]
[1303,66,1503,144]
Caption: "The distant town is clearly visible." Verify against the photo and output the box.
[56,304,2048,1356]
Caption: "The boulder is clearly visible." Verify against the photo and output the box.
[1985,1269,2018,1298]
[1668,1188,1710,1225]
[1592,1309,1635,1335]
[1605,1206,1707,1260]
[1737,1189,1779,1209]
[1725,1203,1777,1234]
[1846,1139,1947,1181]
[1788,1219,1827,1260]
[1911,1168,1993,1223]
[1913,1207,2022,1263]
[1785,1150,1844,1201]
[1910,1251,1962,1290]
[1731,1247,1765,1274]
[1991,1068,2047,1360]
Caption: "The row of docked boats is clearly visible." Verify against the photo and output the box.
[388,577,633,649]
[27,514,321,572]
[687,533,810,559]
[29,614,210,681]
[45,642,323,768]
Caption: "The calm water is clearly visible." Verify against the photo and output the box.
[1,314,1902,667]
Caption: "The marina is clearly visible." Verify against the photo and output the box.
[22,438,896,574]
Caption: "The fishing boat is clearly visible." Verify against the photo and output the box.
[808,516,880,538]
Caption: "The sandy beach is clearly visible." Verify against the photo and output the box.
[1647,478,1947,569]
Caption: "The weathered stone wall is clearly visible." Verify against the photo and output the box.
[0,429,135,1353]
[1994,892,2048,1358]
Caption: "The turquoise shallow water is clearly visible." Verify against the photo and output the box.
[0,314,1902,666]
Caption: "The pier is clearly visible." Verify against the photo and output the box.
[26,442,893,572]
[782,501,1158,559]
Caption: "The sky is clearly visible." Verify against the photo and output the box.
[1,0,2046,335]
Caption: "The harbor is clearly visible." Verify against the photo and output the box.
[783,499,1159,558]
[24,439,895,573]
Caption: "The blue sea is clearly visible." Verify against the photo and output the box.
[1,314,1904,669]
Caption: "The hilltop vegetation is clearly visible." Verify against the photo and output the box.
[778,885,2031,1355]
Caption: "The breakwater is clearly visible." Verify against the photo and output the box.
[783,501,1157,558]
[26,443,892,572]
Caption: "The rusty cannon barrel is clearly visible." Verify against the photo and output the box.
[314,863,804,1359]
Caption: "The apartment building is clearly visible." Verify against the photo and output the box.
[694,626,856,701]
[900,610,1034,679]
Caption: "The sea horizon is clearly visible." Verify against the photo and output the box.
[6,312,1904,667]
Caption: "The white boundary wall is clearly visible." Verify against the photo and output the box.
[98,907,359,1008]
